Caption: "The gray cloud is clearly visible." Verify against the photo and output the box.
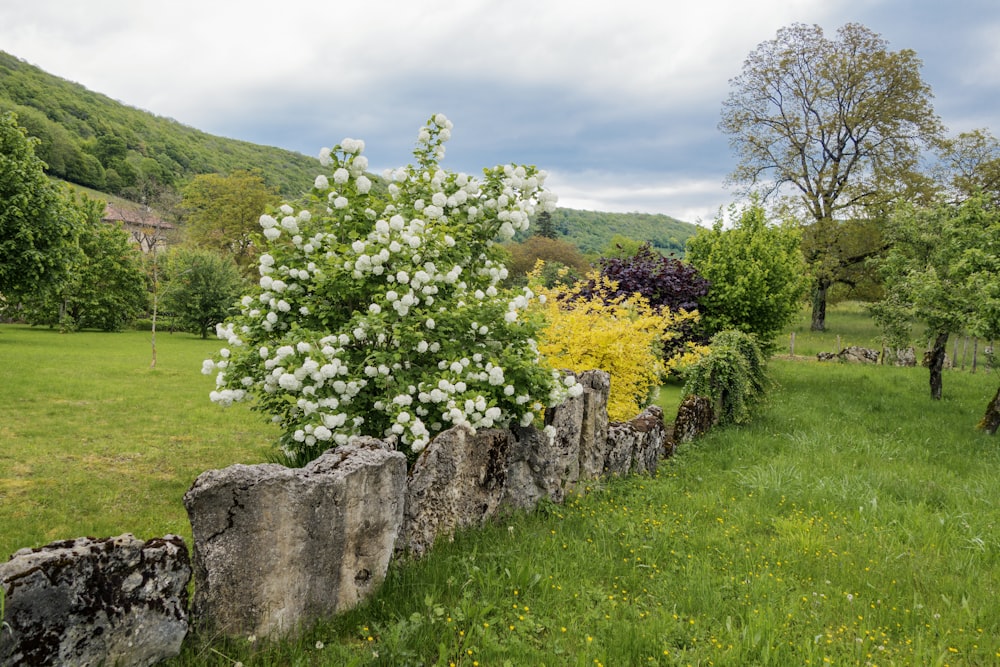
[2,0,998,222]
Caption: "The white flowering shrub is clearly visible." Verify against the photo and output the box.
[203,114,577,465]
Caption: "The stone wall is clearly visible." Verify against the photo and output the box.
[1,369,706,664]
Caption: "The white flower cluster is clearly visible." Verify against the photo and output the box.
[206,114,567,460]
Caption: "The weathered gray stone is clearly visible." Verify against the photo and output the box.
[400,426,511,558]
[538,374,584,502]
[499,425,553,512]
[838,346,880,363]
[673,394,714,444]
[0,534,190,667]
[605,405,666,477]
[882,347,917,367]
[578,370,611,479]
[183,438,407,639]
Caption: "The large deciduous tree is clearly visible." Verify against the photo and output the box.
[181,170,279,275]
[686,200,807,352]
[0,112,80,308]
[871,196,1000,405]
[20,195,148,331]
[720,22,943,331]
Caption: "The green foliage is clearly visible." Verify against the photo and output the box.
[0,111,80,306]
[721,23,943,331]
[161,248,244,339]
[534,209,556,239]
[601,233,644,259]
[686,201,808,351]
[180,170,279,275]
[502,235,591,286]
[19,195,148,331]
[683,329,767,425]
[0,51,318,197]
[528,208,697,257]
[872,196,1000,344]
[871,196,1000,402]
[936,128,1000,207]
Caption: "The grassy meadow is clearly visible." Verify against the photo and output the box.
[2,304,1000,665]
[0,324,277,557]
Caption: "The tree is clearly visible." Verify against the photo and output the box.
[503,235,591,286]
[20,195,148,331]
[181,170,279,275]
[871,196,1000,403]
[161,247,243,338]
[685,201,808,352]
[935,128,1000,207]
[720,22,943,331]
[0,112,80,308]
[534,210,557,239]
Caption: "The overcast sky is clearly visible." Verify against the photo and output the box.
[2,0,998,223]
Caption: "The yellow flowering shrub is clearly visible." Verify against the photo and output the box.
[531,264,700,421]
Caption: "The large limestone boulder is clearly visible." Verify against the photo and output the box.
[605,405,666,476]
[183,438,407,639]
[0,534,190,667]
[400,426,511,558]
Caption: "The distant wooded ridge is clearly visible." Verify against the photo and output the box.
[0,50,699,256]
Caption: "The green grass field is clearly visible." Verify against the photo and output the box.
[0,324,276,557]
[3,309,1000,665]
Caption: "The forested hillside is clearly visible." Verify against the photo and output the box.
[0,51,318,197]
[541,208,698,256]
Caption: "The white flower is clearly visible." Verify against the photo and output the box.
[259,214,277,229]
[314,174,329,189]
[280,204,294,215]
[318,147,332,165]
[356,175,372,194]
[333,167,350,184]
[425,318,435,329]
[263,227,280,241]
[341,138,365,154]
[333,196,349,209]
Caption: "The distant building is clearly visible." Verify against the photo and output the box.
[102,203,176,252]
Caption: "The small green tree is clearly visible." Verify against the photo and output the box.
[0,112,80,308]
[162,247,244,338]
[686,201,808,352]
[871,196,1000,402]
[534,209,557,239]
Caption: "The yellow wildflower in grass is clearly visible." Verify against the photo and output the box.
[531,264,699,421]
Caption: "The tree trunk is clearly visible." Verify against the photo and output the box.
[928,331,949,401]
[980,386,1000,435]
[810,279,830,332]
